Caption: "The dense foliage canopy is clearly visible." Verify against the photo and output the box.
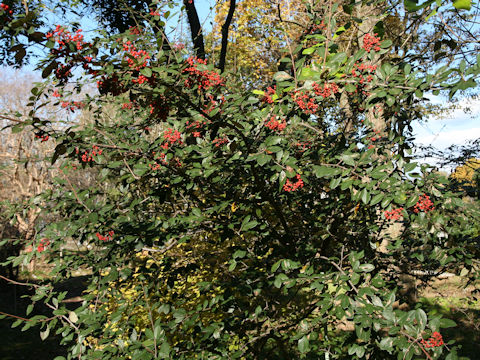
[1,0,480,359]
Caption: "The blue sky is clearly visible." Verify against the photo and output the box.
[412,95,480,154]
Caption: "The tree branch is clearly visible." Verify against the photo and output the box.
[218,0,236,73]
[184,0,205,59]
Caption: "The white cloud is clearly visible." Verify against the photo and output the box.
[416,127,480,149]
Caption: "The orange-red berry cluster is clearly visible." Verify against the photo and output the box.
[35,134,49,142]
[414,194,435,213]
[283,174,304,192]
[363,33,381,53]
[291,82,338,115]
[295,141,312,153]
[183,56,224,90]
[37,238,51,253]
[46,25,87,51]
[309,21,326,34]
[61,100,84,112]
[212,137,228,148]
[265,116,286,132]
[161,128,182,150]
[312,82,339,98]
[96,231,114,241]
[351,62,377,85]
[262,86,276,104]
[122,40,151,70]
[291,91,319,114]
[421,332,444,348]
[0,3,13,15]
[149,9,163,16]
[384,207,404,221]
[77,145,102,162]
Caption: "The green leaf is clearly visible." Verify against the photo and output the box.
[140,67,152,77]
[381,39,392,48]
[359,263,375,272]
[302,47,316,55]
[241,216,258,232]
[313,165,341,178]
[233,250,246,259]
[453,0,471,10]
[298,335,310,353]
[439,318,456,328]
[370,193,384,205]
[158,342,171,358]
[360,188,371,204]
[273,71,292,81]
[26,304,34,316]
[40,326,50,340]
[256,153,270,166]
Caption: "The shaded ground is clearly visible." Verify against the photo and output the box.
[0,274,89,360]
[0,284,68,360]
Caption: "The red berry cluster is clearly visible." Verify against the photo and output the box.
[149,9,163,16]
[291,90,318,114]
[262,86,276,104]
[295,141,312,153]
[283,174,304,192]
[78,145,102,162]
[212,137,228,148]
[265,116,286,132]
[61,100,84,112]
[309,21,326,34]
[363,33,381,53]
[413,194,435,213]
[37,238,51,253]
[312,82,339,98]
[96,231,114,241]
[149,151,182,170]
[351,62,377,85]
[46,25,87,51]
[421,332,444,348]
[161,128,182,150]
[150,151,167,170]
[129,26,141,35]
[367,129,382,149]
[186,119,207,138]
[0,3,13,17]
[173,42,185,50]
[122,40,151,70]
[183,56,224,91]
[384,207,404,221]
[35,134,49,142]
[55,64,73,81]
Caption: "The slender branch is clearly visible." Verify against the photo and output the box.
[0,274,39,288]
[0,311,31,322]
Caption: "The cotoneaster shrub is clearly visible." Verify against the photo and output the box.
[1,0,480,359]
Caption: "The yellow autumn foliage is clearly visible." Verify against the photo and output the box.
[208,0,304,86]
[450,158,480,191]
